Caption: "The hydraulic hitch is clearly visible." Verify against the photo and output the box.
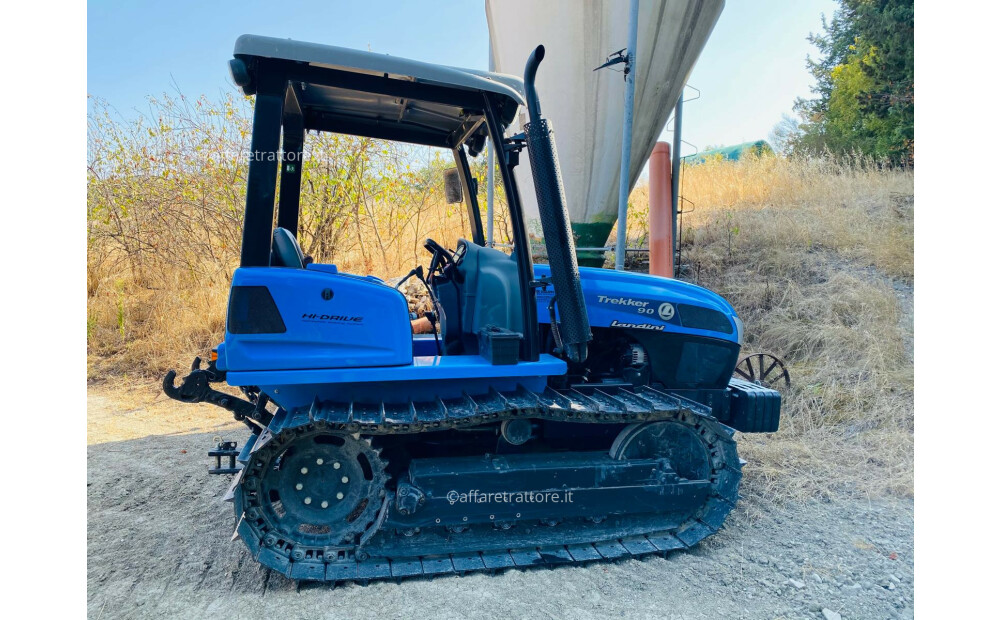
[163,356,262,425]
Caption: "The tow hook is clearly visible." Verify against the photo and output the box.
[163,356,258,422]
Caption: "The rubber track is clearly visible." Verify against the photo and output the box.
[233,384,743,583]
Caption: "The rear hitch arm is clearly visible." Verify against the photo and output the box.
[163,356,259,423]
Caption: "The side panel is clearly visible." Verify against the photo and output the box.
[624,329,740,390]
[535,265,742,390]
[534,265,742,345]
[221,266,412,372]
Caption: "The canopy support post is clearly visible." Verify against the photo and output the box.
[614,0,640,271]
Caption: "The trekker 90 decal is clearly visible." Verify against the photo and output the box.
[596,294,676,324]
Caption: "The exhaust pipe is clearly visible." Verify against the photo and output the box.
[523,45,591,363]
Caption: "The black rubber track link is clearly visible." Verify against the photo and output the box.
[269,383,721,436]
[232,384,743,582]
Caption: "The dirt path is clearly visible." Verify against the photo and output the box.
[87,390,912,619]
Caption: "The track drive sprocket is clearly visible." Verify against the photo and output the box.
[234,427,388,565]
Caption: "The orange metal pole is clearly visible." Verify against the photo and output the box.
[649,141,674,277]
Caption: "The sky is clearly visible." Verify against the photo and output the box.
[88,0,838,156]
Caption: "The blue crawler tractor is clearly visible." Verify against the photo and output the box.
[164,35,781,582]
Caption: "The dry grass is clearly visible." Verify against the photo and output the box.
[655,155,914,501]
[87,140,913,502]
[87,271,230,380]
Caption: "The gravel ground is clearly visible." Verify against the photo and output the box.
[87,392,913,620]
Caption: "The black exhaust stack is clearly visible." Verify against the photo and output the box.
[523,45,591,363]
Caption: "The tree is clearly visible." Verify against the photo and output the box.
[768,113,804,156]
[793,0,914,164]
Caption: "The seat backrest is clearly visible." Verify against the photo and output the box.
[447,240,523,353]
[270,227,306,268]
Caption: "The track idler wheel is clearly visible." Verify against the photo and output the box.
[610,420,711,481]
[608,412,742,546]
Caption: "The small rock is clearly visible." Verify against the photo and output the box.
[889,574,901,584]
[787,579,805,589]
[812,573,823,583]
[822,609,842,620]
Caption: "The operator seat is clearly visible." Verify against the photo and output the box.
[270,227,306,268]
[435,240,524,355]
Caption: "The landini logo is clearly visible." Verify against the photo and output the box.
[610,319,665,331]
[658,302,675,321]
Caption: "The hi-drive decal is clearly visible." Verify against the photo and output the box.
[597,295,675,322]
[301,313,364,324]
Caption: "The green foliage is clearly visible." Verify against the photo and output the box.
[792,0,913,164]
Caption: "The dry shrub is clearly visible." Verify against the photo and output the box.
[87,95,481,379]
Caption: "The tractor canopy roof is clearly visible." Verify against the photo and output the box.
[232,35,525,156]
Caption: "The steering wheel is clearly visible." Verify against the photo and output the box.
[423,238,456,275]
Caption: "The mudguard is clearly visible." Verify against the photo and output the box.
[219,265,412,372]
